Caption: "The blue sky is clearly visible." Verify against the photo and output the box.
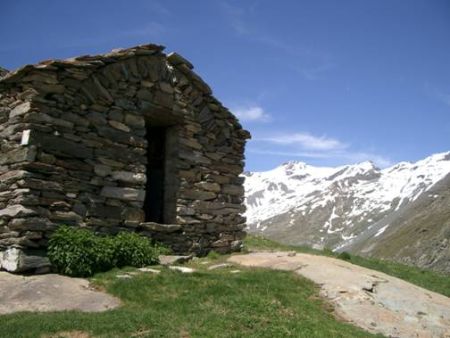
[1,0,449,171]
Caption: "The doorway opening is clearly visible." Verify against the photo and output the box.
[144,125,178,224]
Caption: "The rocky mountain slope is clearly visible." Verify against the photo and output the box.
[243,152,450,272]
[344,172,450,272]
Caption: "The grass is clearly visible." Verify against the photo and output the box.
[243,235,334,256]
[0,258,379,338]
[244,235,450,298]
[2,235,447,337]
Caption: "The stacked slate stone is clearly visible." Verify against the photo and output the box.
[0,67,8,79]
[0,44,250,272]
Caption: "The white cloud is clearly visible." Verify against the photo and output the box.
[296,62,336,81]
[220,2,250,36]
[142,2,171,17]
[437,92,450,106]
[220,2,335,80]
[233,105,271,122]
[250,131,392,168]
[249,148,339,159]
[424,83,450,107]
[260,132,348,151]
[249,148,392,168]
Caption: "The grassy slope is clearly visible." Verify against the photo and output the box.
[245,235,450,298]
[3,235,448,337]
[0,257,378,338]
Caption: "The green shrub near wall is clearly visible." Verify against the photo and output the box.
[112,232,161,268]
[47,226,166,277]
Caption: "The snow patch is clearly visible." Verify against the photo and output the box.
[375,224,390,237]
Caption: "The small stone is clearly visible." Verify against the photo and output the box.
[108,120,130,132]
[122,208,145,224]
[0,247,50,273]
[100,187,145,202]
[287,251,297,257]
[169,266,195,274]
[138,267,160,274]
[207,263,233,270]
[140,222,181,233]
[10,102,32,118]
[176,216,202,224]
[159,255,193,265]
[111,171,146,184]
[0,66,9,77]
[50,211,83,223]
[0,205,37,218]
[181,189,217,201]
[87,111,107,125]
[231,240,243,252]
[94,164,112,177]
[195,182,221,192]
[116,274,132,279]
[124,114,145,128]
[159,82,174,94]
[222,184,244,196]
[167,52,194,69]
[140,80,154,88]
[136,89,153,101]
[108,109,123,122]
[38,152,56,164]
[176,206,195,216]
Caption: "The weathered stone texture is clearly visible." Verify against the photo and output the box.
[0,44,250,266]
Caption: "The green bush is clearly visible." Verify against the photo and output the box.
[112,232,160,267]
[47,226,165,277]
[47,226,113,277]
[206,250,221,260]
[337,251,352,261]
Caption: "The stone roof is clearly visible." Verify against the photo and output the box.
[0,44,213,96]
[0,67,8,78]
[0,43,251,134]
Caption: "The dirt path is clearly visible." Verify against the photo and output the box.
[0,272,120,314]
[228,251,450,338]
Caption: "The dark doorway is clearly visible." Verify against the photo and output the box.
[144,126,166,223]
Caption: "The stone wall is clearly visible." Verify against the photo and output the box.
[0,44,250,268]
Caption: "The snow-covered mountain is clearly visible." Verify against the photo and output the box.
[243,151,450,271]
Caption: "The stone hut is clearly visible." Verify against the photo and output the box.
[0,44,250,271]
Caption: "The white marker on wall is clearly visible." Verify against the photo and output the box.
[21,129,31,145]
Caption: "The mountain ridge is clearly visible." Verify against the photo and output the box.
[243,151,450,272]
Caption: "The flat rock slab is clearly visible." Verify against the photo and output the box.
[159,255,192,265]
[169,266,195,273]
[207,263,233,270]
[0,272,120,314]
[138,267,160,273]
[229,252,450,338]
